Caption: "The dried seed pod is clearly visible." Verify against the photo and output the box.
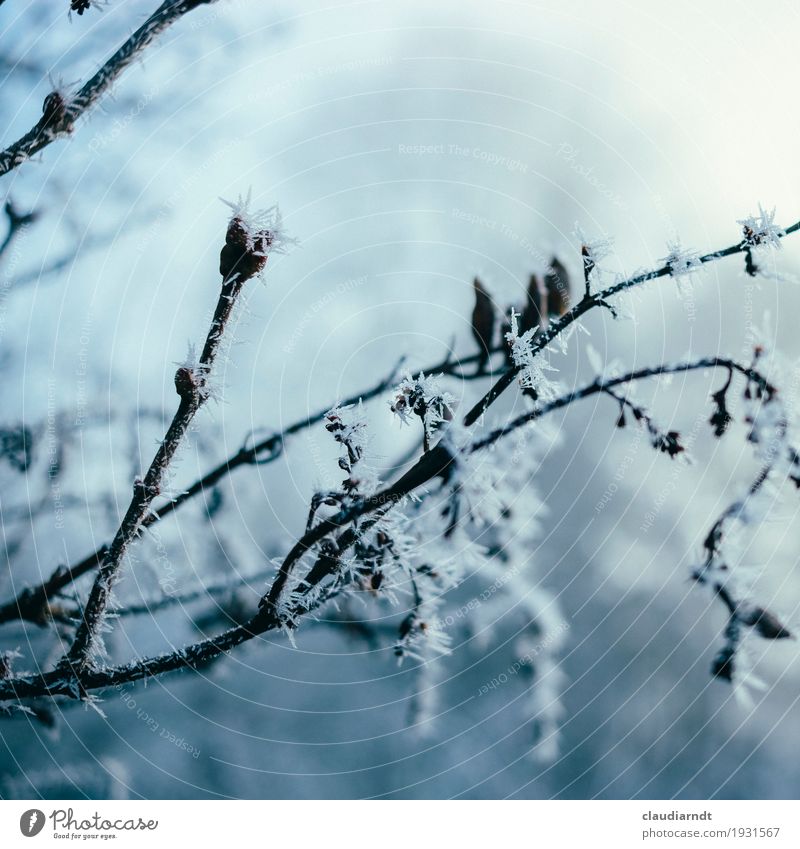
[520,273,546,333]
[218,216,273,281]
[741,606,792,640]
[470,277,495,366]
[544,257,571,317]
[711,645,735,681]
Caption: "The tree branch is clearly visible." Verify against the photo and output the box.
[0,0,216,178]
[11,214,795,627]
[60,208,271,673]
[0,199,38,260]
[470,357,776,452]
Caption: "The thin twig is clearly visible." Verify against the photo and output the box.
[463,218,800,427]
[61,210,266,672]
[0,0,216,178]
[470,357,775,452]
[261,357,777,617]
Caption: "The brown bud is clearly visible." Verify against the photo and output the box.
[544,257,571,317]
[39,92,68,130]
[741,606,792,640]
[174,366,201,401]
[581,244,595,281]
[470,277,495,366]
[218,216,272,281]
[520,273,545,334]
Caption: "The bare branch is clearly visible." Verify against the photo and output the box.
[3,213,799,704]
[61,207,274,673]
[0,0,216,178]
[0,356,408,628]
[471,357,776,452]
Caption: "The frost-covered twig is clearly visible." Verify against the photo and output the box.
[18,210,789,627]
[261,357,776,620]
[0,0,216,178]
[0,577,348,700]
[471,357,776,452]
[463,216,800,426]
[61,205,277,673]
[3,213,800,711]
[694,451,795,683]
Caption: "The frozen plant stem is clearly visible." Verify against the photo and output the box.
[261,357,775,616]
[62,210,269,673]
[0,0,217,178]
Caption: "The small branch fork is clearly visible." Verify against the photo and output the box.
[0,0,216,178]
[0,198,38,259]
[0,356,409,627]
[693,436,795,681]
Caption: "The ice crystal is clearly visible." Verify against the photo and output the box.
[738,204,785,250]
[504,308,562,401]
[660,238,702,278]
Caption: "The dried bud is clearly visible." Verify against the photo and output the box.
[174,365,202,401]
[740,606,792,640]
[324,411,343,433]
[520,273,545,334]
[470,277,495,366]
[709,389,732,437]
[581,243,595,282]
[39,91,68,130]
[390,383,425,419]
[653,430,684,458]
[711,645,735,681]
[218,216,273,282]
[544,257,571,317]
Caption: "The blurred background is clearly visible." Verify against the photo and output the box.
[1,0,799,799]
